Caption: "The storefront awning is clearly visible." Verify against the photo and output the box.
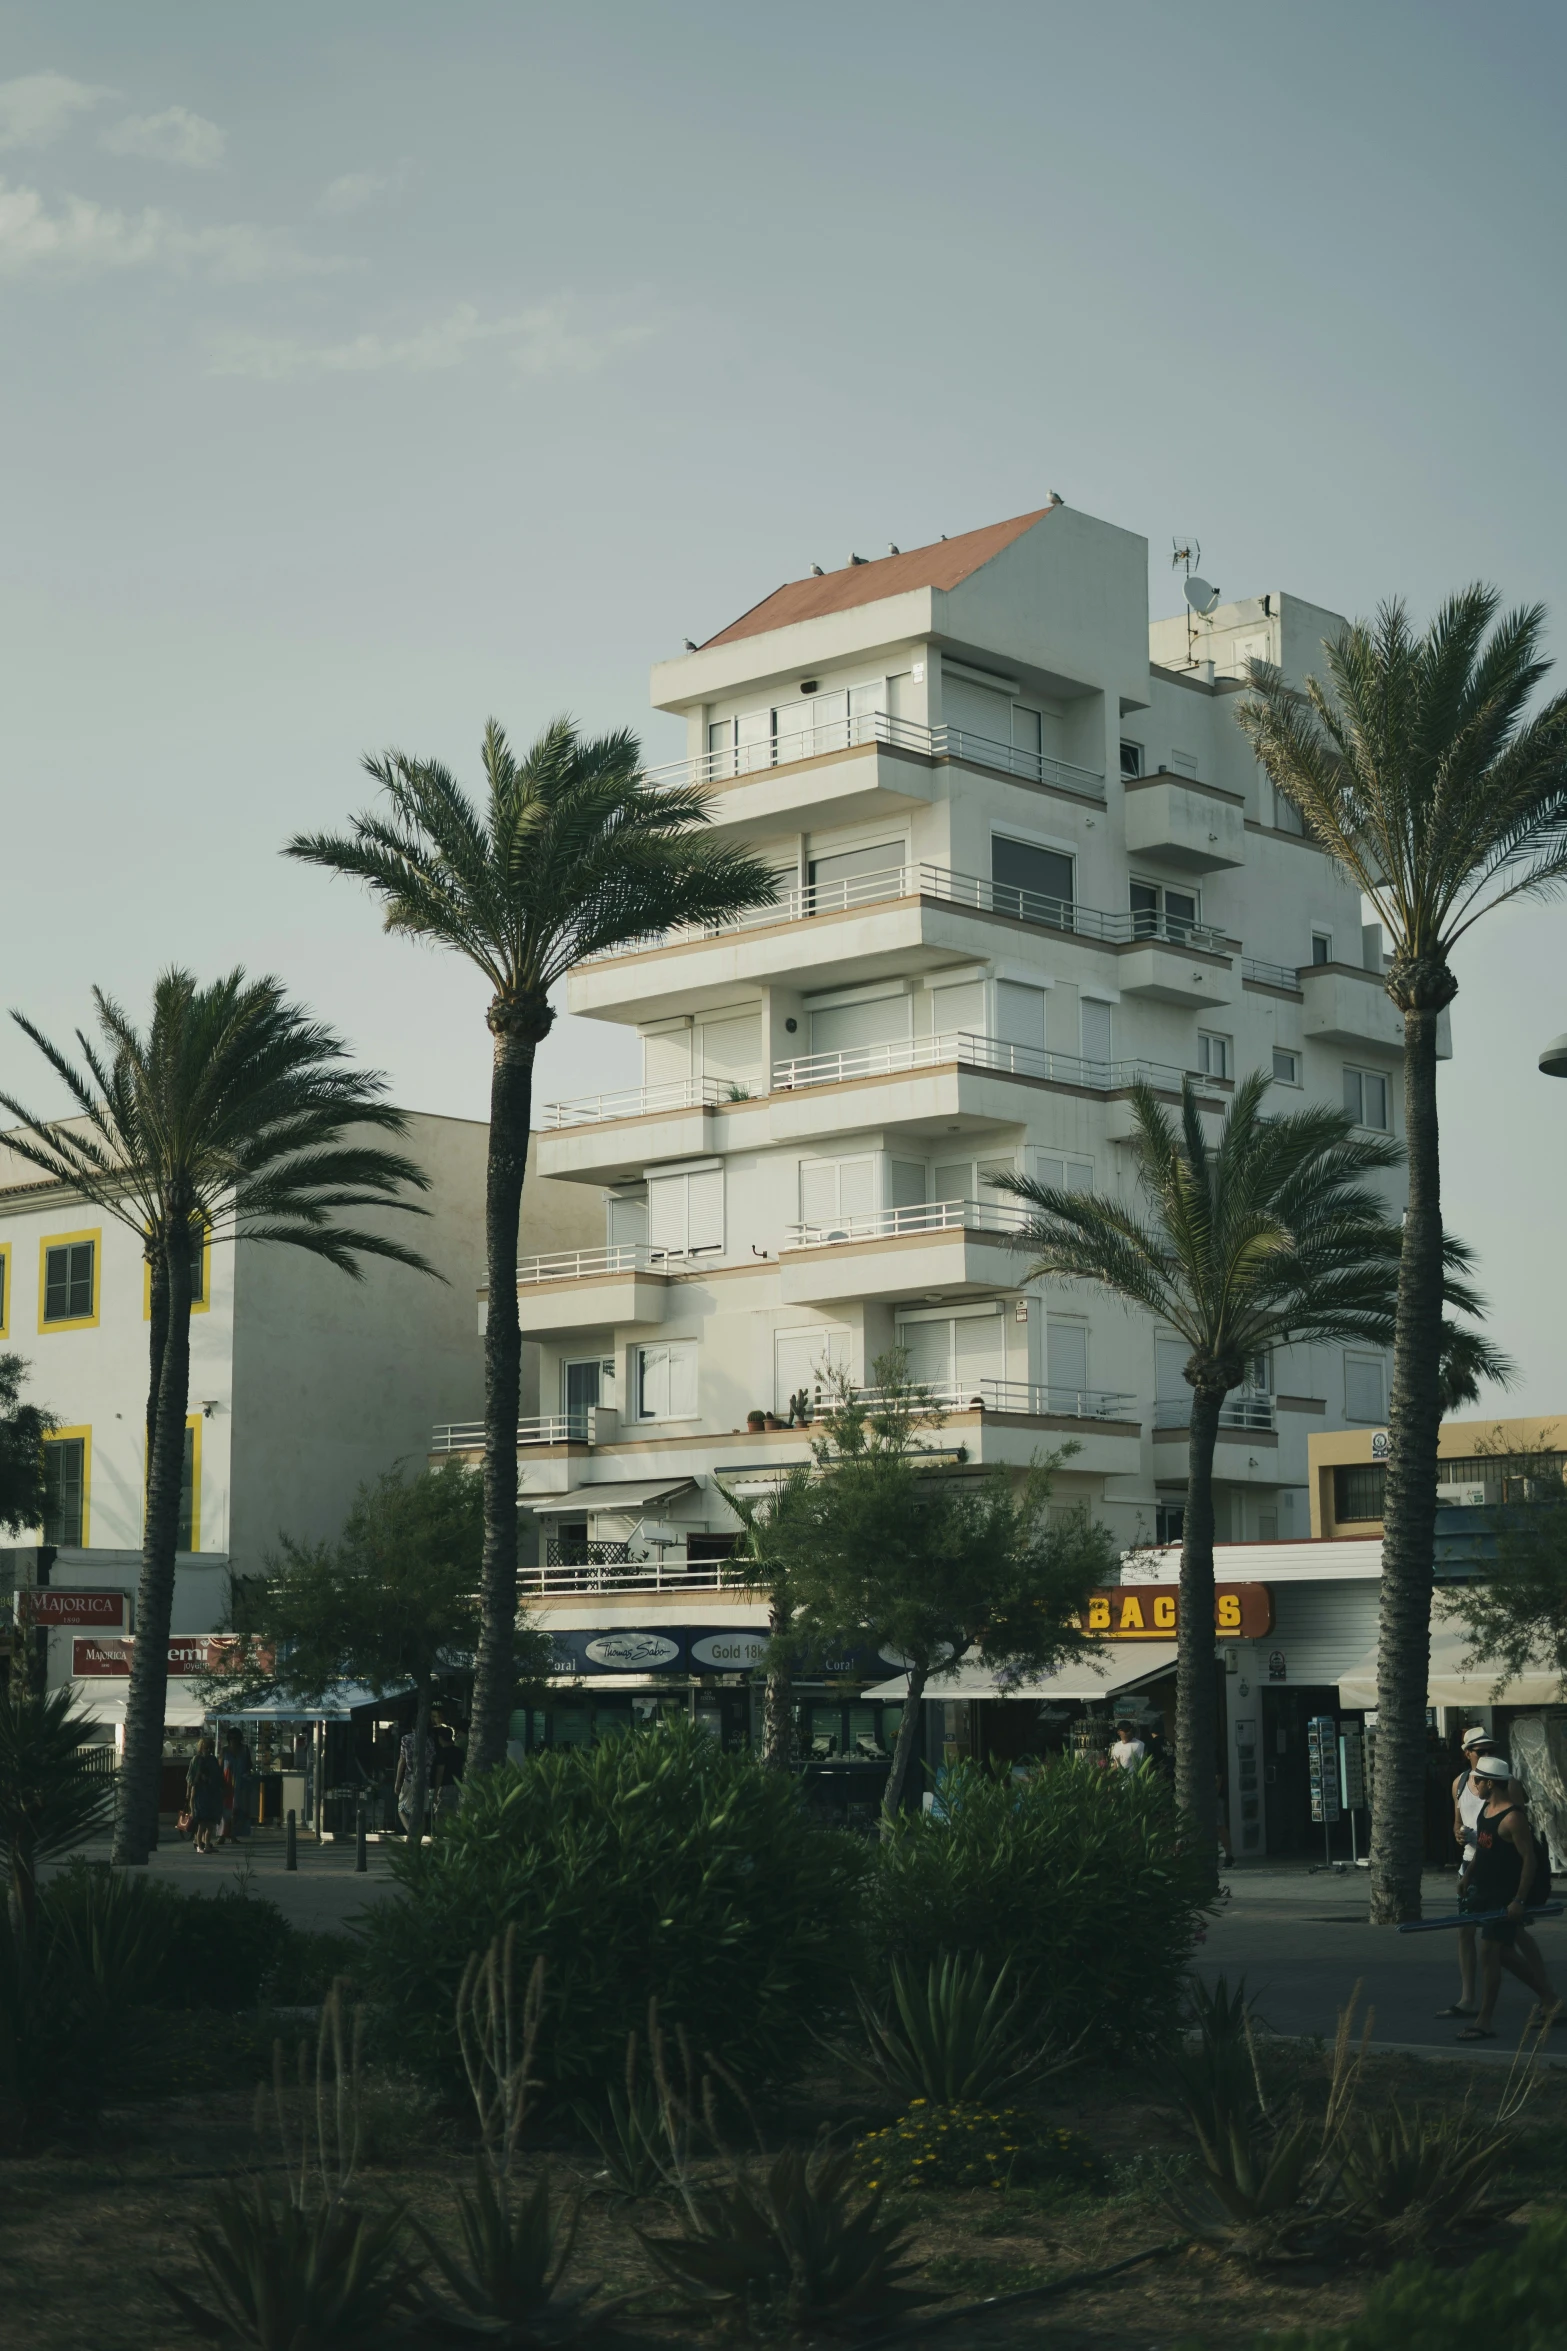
[206,1682,407,1721]
[862,1643,1179,1704]
[528,1479,695,1517]
[1338,1622,1563,1710]
[69,1680,210,1730]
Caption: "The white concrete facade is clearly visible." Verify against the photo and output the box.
[439,503,1433,1637]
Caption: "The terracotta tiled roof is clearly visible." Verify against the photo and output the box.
[700,506,1057,649]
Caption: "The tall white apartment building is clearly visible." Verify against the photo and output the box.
[458,502,1431,1736]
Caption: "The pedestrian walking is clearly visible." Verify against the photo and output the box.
[1454,1753,1561,2042]
[395,1719,436,1839]
[1109,1719,1146,1772]
[1437,1728,1528,2020]
[186,1736,225,1855]
[221,1726,255,1842]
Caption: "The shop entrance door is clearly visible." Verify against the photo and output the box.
[1261,1686,1346,1858]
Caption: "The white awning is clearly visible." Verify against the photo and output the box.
[861,1642,1179,1703]
[1338,1622,1563,1710]
[528,1478,695,1517]
[69,1678,210,1730]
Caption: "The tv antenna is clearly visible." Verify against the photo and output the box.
[1172,538,1220,667]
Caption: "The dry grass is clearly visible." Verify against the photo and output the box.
[2,2044,1564,2350]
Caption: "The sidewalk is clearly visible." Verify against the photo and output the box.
[46,1827,401,1931]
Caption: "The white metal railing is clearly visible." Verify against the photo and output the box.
[522,1556,740,1597]
[772,1030,1197,1096]
[851,1378,1138,1423]
[785,1195,1033,1248]
[432,1415,589,1451]
[517,1244,662,1285]
[1242,955,1300,990]
[1153,1394,1277,1433]
[541,1077,730,1130]
[643,709,1104,799]
[580,861,1229,965]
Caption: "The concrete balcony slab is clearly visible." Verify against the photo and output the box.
[1299,963,1405,1053]
[1123,775,1247,870]
[778,1223,1024,1305]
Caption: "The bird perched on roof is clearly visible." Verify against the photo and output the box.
[1048,491,1064,505]
[684,638,698,651]
[810,564,824,576]
[887,543,900,555]
[849,552,867,565]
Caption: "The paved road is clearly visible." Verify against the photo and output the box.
[1195,1861,1567,2058]
[48,1827,401,1930]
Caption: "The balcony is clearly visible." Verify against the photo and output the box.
[779,1195,1032,1304]
[542,1077,728,1129]
[507,1244,673,1337]
[773,1029,1193,1098]
[523,1551,744,1597]
[644,708,1104,804]
[1123,774,1247,871]
[1298,962,1405,1053]
[432,1416,589,1453]
[855,1377,1137,1424]
[534,1077,767,1186]
[1152,1395,1277,1433]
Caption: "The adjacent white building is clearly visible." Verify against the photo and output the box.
[443,500,1442,1734]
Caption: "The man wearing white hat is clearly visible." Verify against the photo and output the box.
[1455,1753,1560,2042]
[1438,1728,1526,2021]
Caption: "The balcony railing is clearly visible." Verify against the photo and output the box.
[852,1378,1138,1422]
[1242,955,1301,990]
[522,1554,743,1596]
[432,1415,589,1452]
[773,1030,1196,1097]
[541,1076,732,1130]
[579,860,1230,966]
[517,1244,664,1285]
[785,1196,1033,1248]
[643,708,1104,799]
[1152,1394,1277,1433]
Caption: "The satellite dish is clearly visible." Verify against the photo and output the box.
[1184,576,1221,617]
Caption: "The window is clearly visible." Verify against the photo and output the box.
[647,1164,723,1255]
[896,1304,1005,1393]
[1012,706,1043,767]
[1343,1065,1390,1130]
[1170,749,1199,778]
[1272,1047,1301,1085]
[806,840,904,906]
[1120,741,1143,779]
[1345,1355,1387,1422]
[1027,1151,1094,1192]
[1045,1317,1088,1400]
[41,1432,87,1546]
[807,989,910,1056]
[1130,879,1201,943]
[1334,1463,1386,1523]
[563,1358,615,1425]
[144,1223,208,1318]
[1156,1501,1185,1546]
[1245,1351,1272,1394]
[1197,1032,1232,1081]
[799,1155,878,1230]
[40,1234,97,1328]
[1311,932,1332,965]
[775,1327,849,1414]
[1081,999,1113,1064]
[933,1153,1015,1207]
[178,1420,199,1552]
[634,1341,698,1421]
[990,835,1074,923]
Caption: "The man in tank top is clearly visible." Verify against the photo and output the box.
[1455,1755,1561,2041]
[1437,1728,1525,2020]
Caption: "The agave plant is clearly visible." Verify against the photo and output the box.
[1336,2101,1515,2254]
[636,2138,940,2333]
[1165,1974,1270,2154]
[851,1953,1066,2106]
[409,2161,617,2344]
[573,2034,671,2202]
[157,2182,414,2350]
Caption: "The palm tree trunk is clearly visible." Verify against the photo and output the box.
[113,1230,194,1866]
[762,1592,793,1771]
[468,1022,537,1775]
[1370,997,1448,1924]
[1177,1387,1223,1882]
[881,1661,930,1830]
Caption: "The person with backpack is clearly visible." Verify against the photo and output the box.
[1455,1753,1561,2042]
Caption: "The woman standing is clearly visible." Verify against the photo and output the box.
[186,1735,225,1855]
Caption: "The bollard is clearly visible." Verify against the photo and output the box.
[285,1808,297,1872]
[355,1798,368,1874]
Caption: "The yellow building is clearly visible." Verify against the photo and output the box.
[1308,1413,1565,1540]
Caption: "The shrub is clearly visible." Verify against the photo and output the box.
[46,1861,297,2011]
[867,1756,1210,2058]
[359,1718,867,2096]
[854,2102,1103,2195]
[1210,2208,1567,2350]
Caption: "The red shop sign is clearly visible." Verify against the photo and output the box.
[24,1590,126,1628]
[72,1635,229,1677]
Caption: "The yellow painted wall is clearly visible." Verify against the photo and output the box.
[1307,1412,1565,1537]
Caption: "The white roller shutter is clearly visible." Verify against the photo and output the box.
[809,995,910,1054]
[930,981,985,1034]
[775,1327,849,1412]
[1046,1320,1088,1395]
[900,1320,951,1387]
[688,1168,724,1250]
[954,1312,1005,1387]
[643,1029,691,1087]
[698,1013,761,1082]
[648,1165,724,1254]
[799,1156,878,1226]
[943,677,1012,749]
[996,981,1048,1051]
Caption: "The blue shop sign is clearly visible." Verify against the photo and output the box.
[549,1628,905,1679]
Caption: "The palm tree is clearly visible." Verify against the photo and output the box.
[0,1683,114,1934]
[0,970,437,1866]
[1238,591,1567,1920]
[286,718,778,1771]
[717,1466,814,1771]
[1001,1074,1506,1872]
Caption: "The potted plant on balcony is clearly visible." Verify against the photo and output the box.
[747,1408,767,1433]
[788,1388,812,1429]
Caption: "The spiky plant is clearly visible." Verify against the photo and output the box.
[1238,592,1567,1920]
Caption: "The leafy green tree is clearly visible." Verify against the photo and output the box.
[786,1357,1117,1826]
[1002,1074,1507,1867]
[1238,592,1567,1921]
[211,1463,551,1842]
[717,1466,815,1771]
[0,971,437,1867]
[0,1355,55,1542]
[0,1683,113,1934]
[286,720,777,1774]
[1444,1442,1567,1693]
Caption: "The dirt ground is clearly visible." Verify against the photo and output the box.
[3,2028,1564,2351]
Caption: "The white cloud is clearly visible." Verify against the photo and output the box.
[319,164,410,215]
[0,70,112,152]
[206,301,652,381]
[0,177,344,281]
[101,106,225,170]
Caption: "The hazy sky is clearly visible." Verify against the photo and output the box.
[2,2,1566,1404]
